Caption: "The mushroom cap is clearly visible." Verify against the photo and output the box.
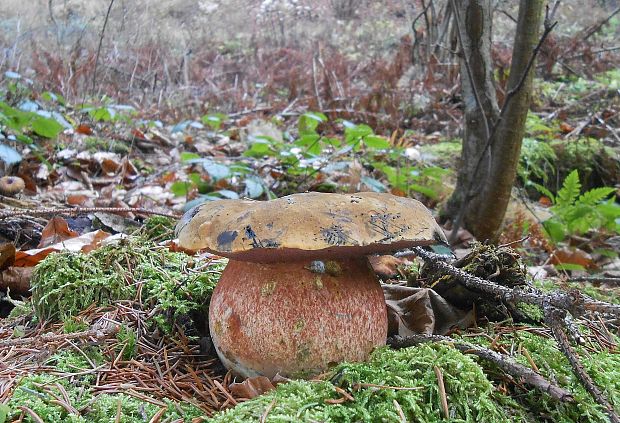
[175,192,447,262]
[0,176,25,197]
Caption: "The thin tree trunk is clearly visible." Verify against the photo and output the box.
[443,0,499,232]
[443,0,543,241]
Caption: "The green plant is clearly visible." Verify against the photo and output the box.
[535,170,620,243]
[518,137,557,185]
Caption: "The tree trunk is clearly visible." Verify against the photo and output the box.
[443,0,543,241]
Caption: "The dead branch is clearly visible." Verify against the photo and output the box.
[411,247,620,319]
[0,207,180,220]
[92,0,116,94]
[545,306,620,423]
[388,334,573,402]
[0,326,118,348]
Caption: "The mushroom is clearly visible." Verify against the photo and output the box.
[0,176,25,197]
[175,192,447,378]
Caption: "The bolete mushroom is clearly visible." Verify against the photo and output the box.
[175,192,447,378]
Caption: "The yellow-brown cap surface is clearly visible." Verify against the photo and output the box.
[175,192,447,262]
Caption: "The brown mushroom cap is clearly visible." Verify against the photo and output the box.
[175,192,447,262]
[0,176,25,197]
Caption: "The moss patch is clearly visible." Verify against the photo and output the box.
[7,371,204,423]
[30,237,225,331]
[209,343,523,422]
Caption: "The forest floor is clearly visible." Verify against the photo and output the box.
[1,1,620,422]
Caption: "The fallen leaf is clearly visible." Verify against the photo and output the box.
[550,247,594,269]
[538,196,552,207]
[38,217,80,248]
[369,255,410,279]
[76,124,93,135]
[229,376,275,399]
[0,266,33,293]
[0,243,16,271]
[15,230,110,266]
[559,121,574,134]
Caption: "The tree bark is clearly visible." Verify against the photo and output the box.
[443,0,543,241]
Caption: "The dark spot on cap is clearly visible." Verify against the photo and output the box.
[217,230,238,251]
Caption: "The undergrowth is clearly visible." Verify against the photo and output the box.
[30,236,225,331]
[210,343,523,423]
[6,364,203,422]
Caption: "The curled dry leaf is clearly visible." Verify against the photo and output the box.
[37,216,79,248]
[229,376,275,399]
[14,230,110,267]
[0,243,16,271]
[0,266,33,294]
[550,247,595,269]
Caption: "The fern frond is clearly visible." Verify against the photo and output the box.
[556,170,581,207]
[577,187,616,206]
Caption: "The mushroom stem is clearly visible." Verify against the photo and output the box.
[209,257,388,378]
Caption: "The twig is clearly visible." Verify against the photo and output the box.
[389,334,574,402]
[411,247,620,319]
[434,365,450,419]
[583,6,620,42]
[0,327,118,348]
[91,0,116,94]
[260,399,276,423]
[568,276,620,285]
[393,399,407,423]
[0,207,180,220]
[18,406,45,423]
[311,55,323,110]
[545,306,620,423]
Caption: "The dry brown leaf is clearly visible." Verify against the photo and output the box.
[229,376,275,399]
[550,247,595,269]
[369,255,410,279]
[76,124,93,135]
[38,216,80,248]
[101,158,121,175]
[0,266,33,293]
[0,243,16,271]
[15,230,111,267]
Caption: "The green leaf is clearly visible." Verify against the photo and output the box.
[244,141,272,157]
[344,123,373,144]
[298,112,326,135]
[171,181,191,197]
[201,160,230,181]
[0,403,8,423]
[556,170,581,208]
[31,116,63,138]
[409,184,438,199]
[554,263,586,271]
[180,152,201,162]
[543,220,567,243]
[244,176,264,198]
[90,107,113,122]
[578,187,615,206]
[295,134,322,155]
[201,113,228,130]
[361,176,387,192]
[363,135,390,150]
[532,183,555,203]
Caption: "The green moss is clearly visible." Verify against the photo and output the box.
[141,216,176,241]
[116,325,138,361]
[210,344,523,422]
[30,237,224,331]
[84,136,131,154]
[419,141,462,168]
[463,330,620,422]
[6,370,204,423]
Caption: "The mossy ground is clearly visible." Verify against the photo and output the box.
[4,221,620,423]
